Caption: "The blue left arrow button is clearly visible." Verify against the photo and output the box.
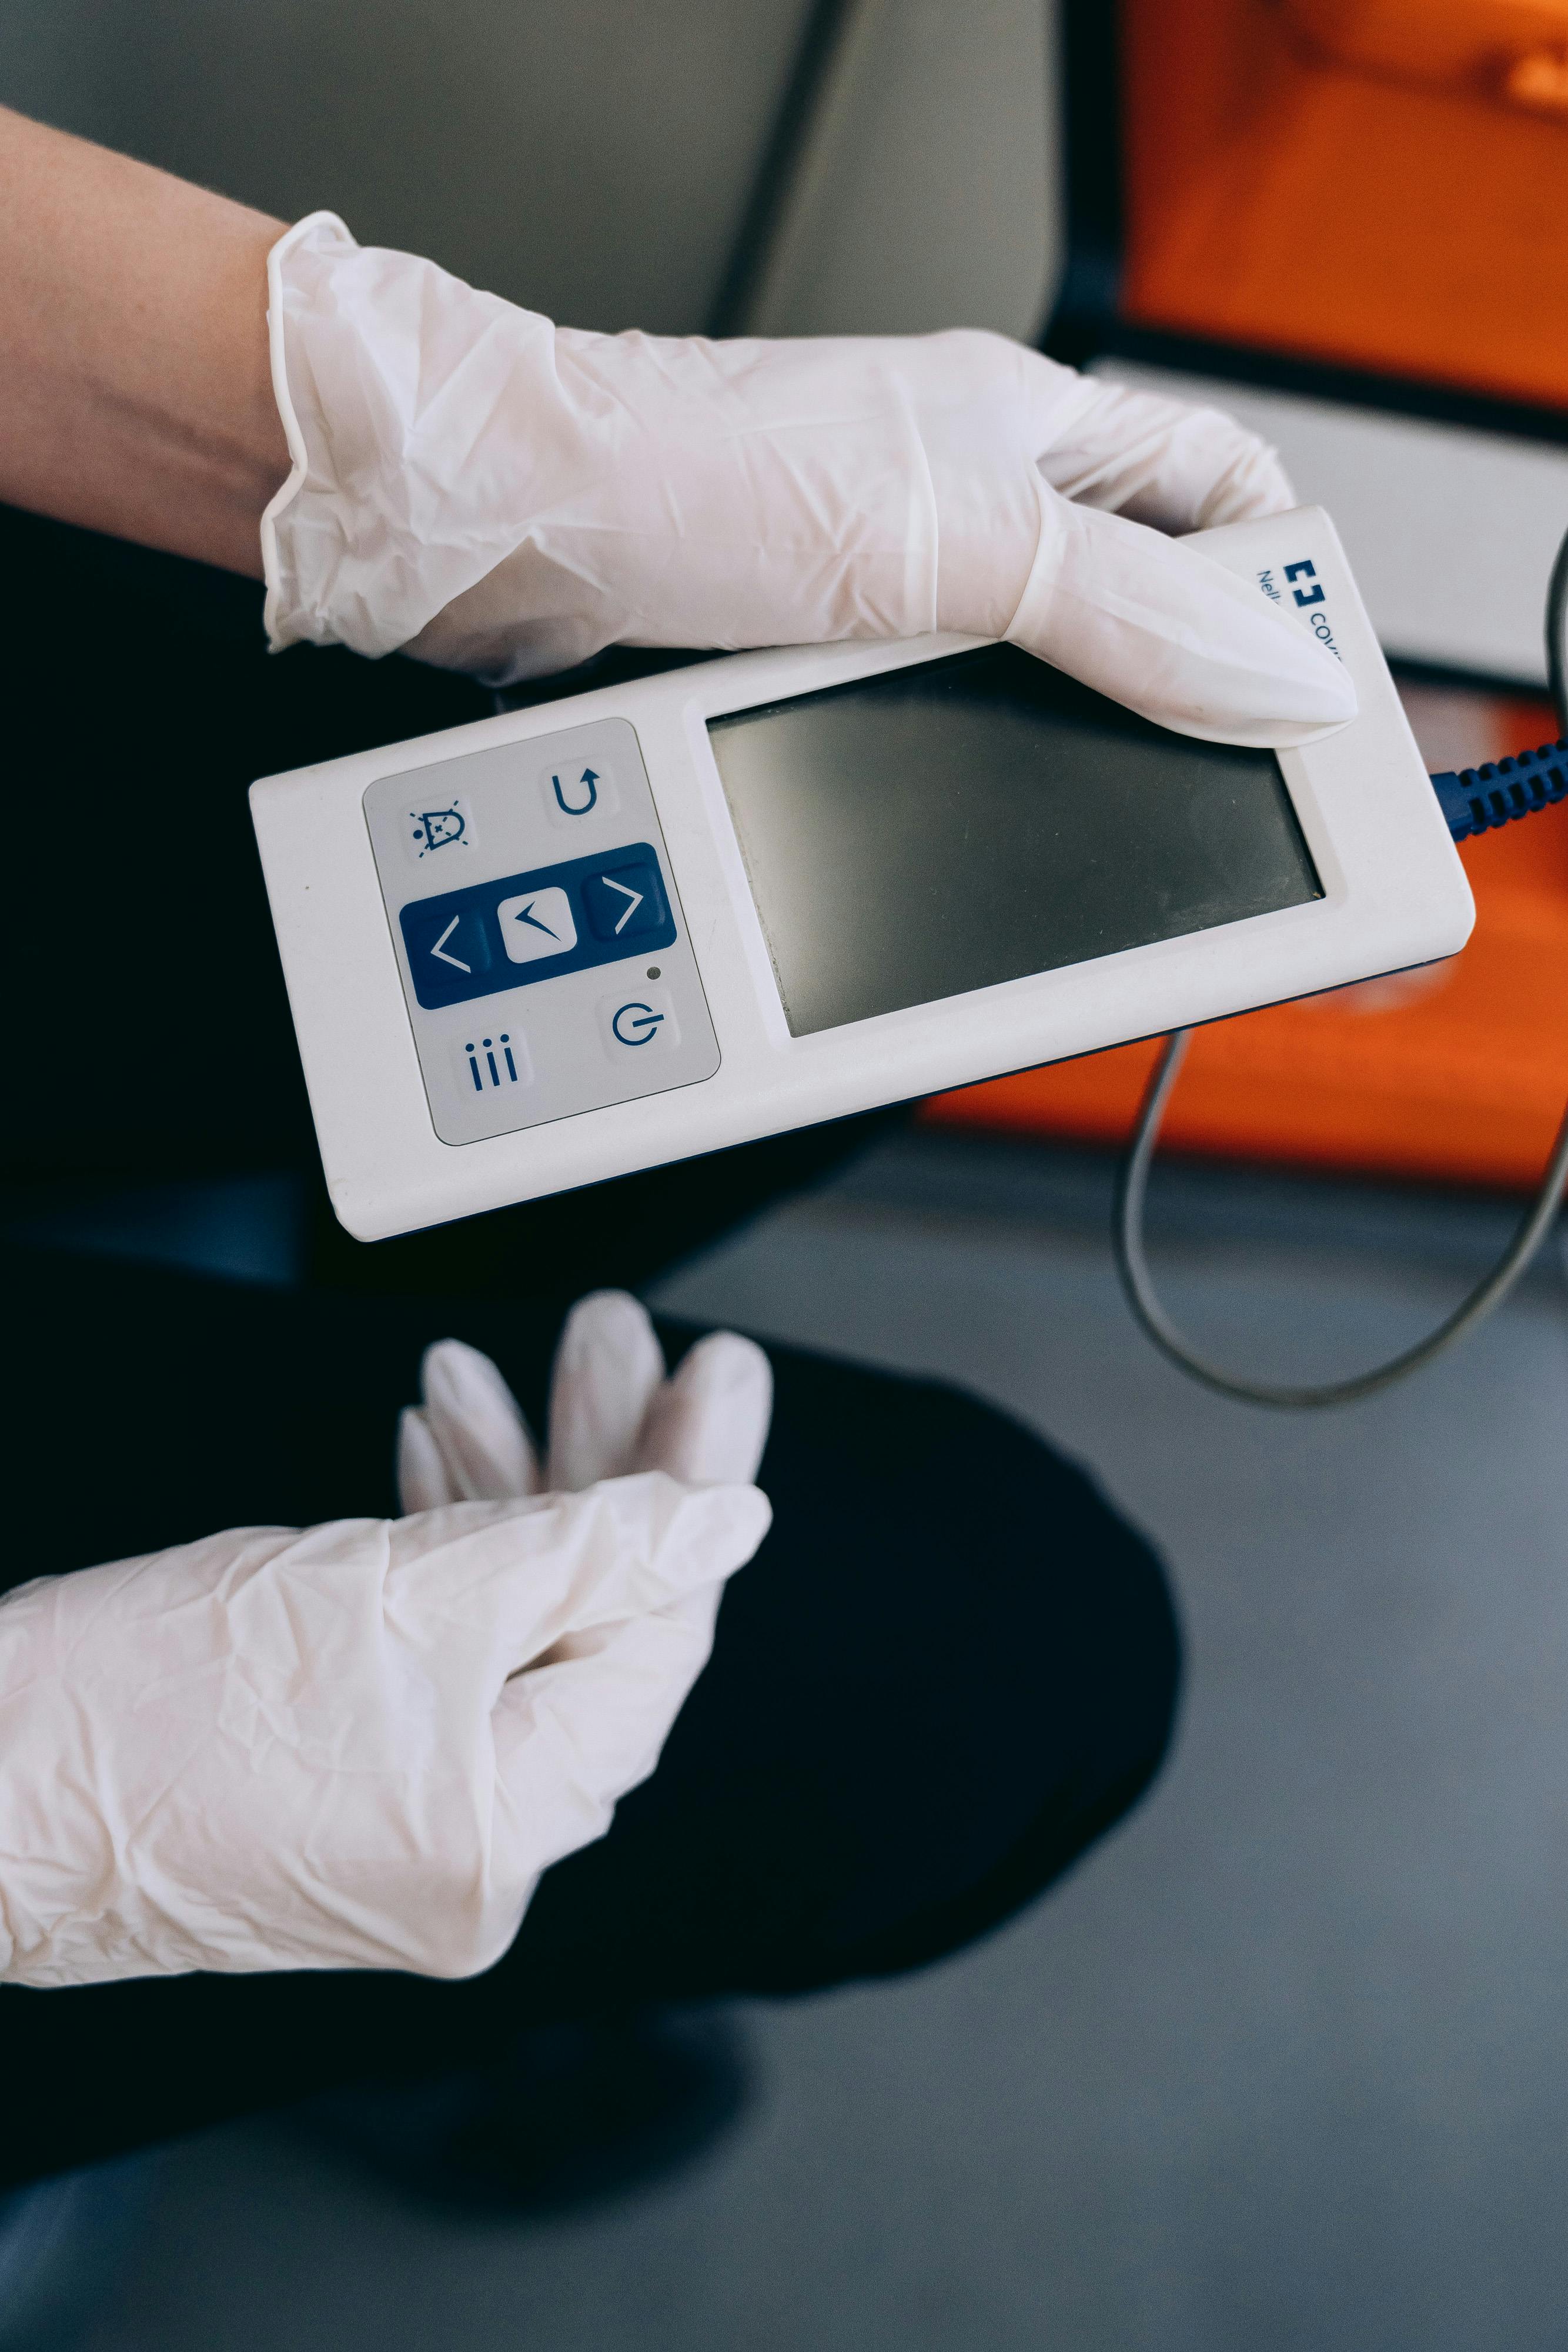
[401,899,494,1008]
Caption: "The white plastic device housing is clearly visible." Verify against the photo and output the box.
[251,507,1473,1241]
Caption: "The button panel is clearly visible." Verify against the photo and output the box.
[399,843,676,1010]
[363,716,719,1147]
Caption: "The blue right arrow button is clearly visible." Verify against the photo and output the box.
[583,860,667,941]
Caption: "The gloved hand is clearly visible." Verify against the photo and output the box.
[0,1297,771,1990]
[262,213,1355,750]
[397,1289,773,1509]
[396,1292,771,1796]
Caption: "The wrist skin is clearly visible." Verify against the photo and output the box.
[0,104,289,577]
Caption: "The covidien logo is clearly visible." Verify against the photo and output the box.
[1281,557,1343,663]
[1285,558,1325,609]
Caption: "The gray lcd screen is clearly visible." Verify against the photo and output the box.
[707,643,1323,1038]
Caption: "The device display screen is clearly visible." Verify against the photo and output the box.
[707,643,1323,1038]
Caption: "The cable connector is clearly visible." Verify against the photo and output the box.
[1430,738,1568,840]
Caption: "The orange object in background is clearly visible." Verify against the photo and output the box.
[987,9,1568,1194]
[1120,0,1568,409]
[924,688,1568,1194]
[959,12,1568,1191]
[1285,0,1568,102]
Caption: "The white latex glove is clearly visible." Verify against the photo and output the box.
[262,212,1355,750]
[0,1299,771,1991]
[396,1289,773,1510]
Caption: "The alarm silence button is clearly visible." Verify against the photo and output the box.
[404,792,477,865]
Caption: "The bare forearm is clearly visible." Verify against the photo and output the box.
[0,106,290,577]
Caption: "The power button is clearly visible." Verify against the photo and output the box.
[597,985,681,1058]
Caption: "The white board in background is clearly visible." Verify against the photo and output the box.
[1096,360,1568,690]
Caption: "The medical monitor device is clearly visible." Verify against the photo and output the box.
[251,507,1473,1243]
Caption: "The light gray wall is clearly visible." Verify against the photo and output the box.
[2,0,1062,339]
[740,0,1061,343]
[2,0,814,331]
[1101,360,1568,686]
